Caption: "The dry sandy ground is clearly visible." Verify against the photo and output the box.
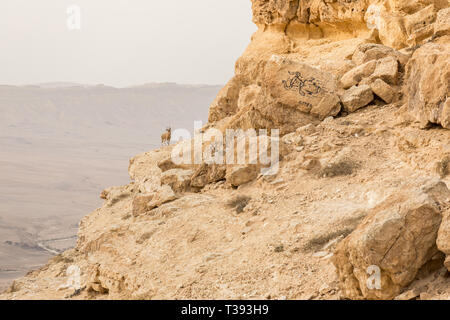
[0,83,220,291]
[3,103,449,300]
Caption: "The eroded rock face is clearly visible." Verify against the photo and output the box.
[215,57,342,134]
[208,77,242,123]
[405,42,450,129]
[333,181,450,300]
[404,4,437,46]
[252,0,369,27]
[2,0,450,302]
[370,79,396,104]
[209,1,446,134]
[251,1,446,48]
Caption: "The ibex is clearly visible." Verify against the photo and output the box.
[161,127,171,146]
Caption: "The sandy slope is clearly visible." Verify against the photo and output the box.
[0,83,220,290]
[1,102,449,300]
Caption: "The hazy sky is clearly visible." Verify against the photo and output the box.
[0,1,256,87]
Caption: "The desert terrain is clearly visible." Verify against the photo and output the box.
[1,0,450,300]
[0,83,221,291]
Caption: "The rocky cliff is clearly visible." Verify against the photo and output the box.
[1,0,449,300]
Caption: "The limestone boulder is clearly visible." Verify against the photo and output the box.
[434,7,450,37]
[405,42,450,129]
[370,79,396,104]
[371,56,399,85]
[132,185,178,216]
[237,85,262,112]
[333,181,450,300]
[160,169,194,193]
[404,5,437,46]
[364,5,407,49]
[132,193,154,216]
[147,185,177,210]
[352,43,410,67]
[190,164,226,189]
[226,165,259,187]
[208,76,242,123]
[310,95,342,121]
[264,59,341,117]
[340,60,377,89]
[340,85,374,113]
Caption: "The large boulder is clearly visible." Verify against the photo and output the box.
[147,185,177,210]
[224,56,343,135]
[208,76,242,123]
[405,42,450,129]
[333,181,450,300]
[160,169,194,193]
[340,85,374,113]
[132,185,178,216]
[371,56,399,85]
[310,94,342,121]
[132,193,154,216]
[237,84,262,112]
[264,58,341,117]
[434,7,450,37]
[370,79,396,104]
[340,60,377,89]
[225,165,259,187]
[190,163,226,189]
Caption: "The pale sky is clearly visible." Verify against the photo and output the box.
[0,0,256,87]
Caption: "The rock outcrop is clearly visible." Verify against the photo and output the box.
[405,41,450,129]
[1,0,449,301]
[333,181,450,300]
[210,0,447,136]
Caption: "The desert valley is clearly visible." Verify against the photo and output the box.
[0,83,220,291]
[1,0,450,301]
